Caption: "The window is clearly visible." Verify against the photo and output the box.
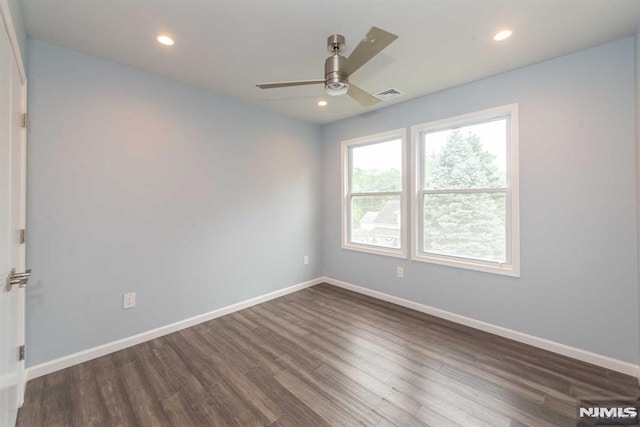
[342,129,407,258]
[411,104,519,276]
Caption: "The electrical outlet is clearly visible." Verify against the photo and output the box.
[123,292,136,309]
[303,255,309,265]
[396,266,404,278]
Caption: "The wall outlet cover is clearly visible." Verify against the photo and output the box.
[123,292,136,309]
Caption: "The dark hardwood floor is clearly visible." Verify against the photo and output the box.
[16,283,640,426]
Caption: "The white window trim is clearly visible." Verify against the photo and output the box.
[341,128,408,259]
[410,104,520,277]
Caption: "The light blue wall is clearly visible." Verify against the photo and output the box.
[25,40,323,366]
[322,38,639,364]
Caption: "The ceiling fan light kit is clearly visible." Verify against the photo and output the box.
[256,27,398,107]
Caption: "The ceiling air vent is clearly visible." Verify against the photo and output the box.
[374,87,404,101]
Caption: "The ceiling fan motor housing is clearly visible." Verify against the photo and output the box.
[325,36,348,96]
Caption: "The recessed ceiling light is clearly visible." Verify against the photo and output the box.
[493,30,512,41]
[157,34,175,46]
[317,100,328,107]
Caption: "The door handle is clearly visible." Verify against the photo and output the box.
[5,268,31,291]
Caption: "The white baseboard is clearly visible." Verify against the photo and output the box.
[26,277,323,381]
[321,276,639,378]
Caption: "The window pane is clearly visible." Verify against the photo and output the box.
[351,139,402,193]
[351,195,401,249]
[423,119,507,190]
[423,192,506,262]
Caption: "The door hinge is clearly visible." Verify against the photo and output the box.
[21,113,27,128]
[19,228,26,244]
[18,345,25,361]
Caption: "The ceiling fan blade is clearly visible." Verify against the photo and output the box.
[347,84,381,107]
[256,80,325,89]
[341,27,398,77]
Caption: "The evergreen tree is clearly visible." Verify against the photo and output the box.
[424,130,505,262]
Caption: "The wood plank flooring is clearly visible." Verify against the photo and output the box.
[16,283,640,426]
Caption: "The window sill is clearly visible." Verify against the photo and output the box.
[411,252,520,277]
[342,243,407,259]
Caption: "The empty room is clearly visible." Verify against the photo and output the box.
[2,0,640,426]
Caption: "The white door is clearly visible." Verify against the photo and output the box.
[0,7,27,426]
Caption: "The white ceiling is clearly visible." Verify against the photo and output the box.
[20,0,640,124]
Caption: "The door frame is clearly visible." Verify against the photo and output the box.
[0,0,27,407]
[15,70,26,408]
[0,1,26,85]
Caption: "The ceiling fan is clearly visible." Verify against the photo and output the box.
[256,27,398,107]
